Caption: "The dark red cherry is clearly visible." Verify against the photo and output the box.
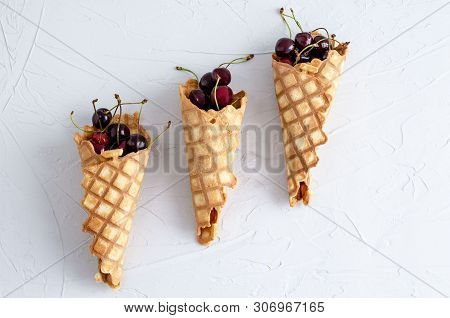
[199,72,215,93]
[91,131,110,145]
[211,86,233,109]
[212,67,231,86]
[118,140,127,151]
[110,138,127,152]
[298,49,313,64]
[294,32,313,50]
[201,94,216,111]
[189,89,206,108]
[123,134,148,155]
[275,38,295,58]
[91,142,106,154]
[314,36,329,51]
[90,132,110,154]
[279,57,293,65]
[313,49,329,61]
[107,123,130,143]
[92,108,112,129]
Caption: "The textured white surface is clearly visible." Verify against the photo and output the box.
[0,0,449,298]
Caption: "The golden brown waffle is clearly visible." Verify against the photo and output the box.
[179,79,247,245]
[272,44,348,207]
[74,112,151,288]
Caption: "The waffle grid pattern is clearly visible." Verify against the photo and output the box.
[272,50,347,206]
[179,80,247,245]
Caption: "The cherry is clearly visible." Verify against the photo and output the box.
[118,140,127,151]
[199,72,215,93]
[294,32,312,50]
[92,108,112,129]
[212,67,231,86]
[298,52,312,63]
[211,86,233,109]
[312,36,329,60]
[189,89,207,109]
[107,123,130,144]
[123,134,148,155]
[279,57,293,65]
[313,49,328,61]
[275,38,295,58]
[90,132,110,154]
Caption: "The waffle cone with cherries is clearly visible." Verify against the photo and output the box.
[74,112,150,288]
[272,43,348,206]
[179,79,247,245]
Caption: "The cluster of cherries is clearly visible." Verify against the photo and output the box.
[176,54,253,111]
[275,8,334,66]
[71,95,149,155]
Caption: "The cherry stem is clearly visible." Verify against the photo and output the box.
[148,121,172,147]
[108,100,147,113]
[115,94,122,146]
[218,54,254,68]
[92,99,98,113]
[137,99,148,127]
[91,99,104,130]
[70,111,95,133]
[311,27,331,49]
[289,8,303,32]
[175,66,199,82]
[212,76,220,111]
[279,8,292,39]
[330,34,341,47]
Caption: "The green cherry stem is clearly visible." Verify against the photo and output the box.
[148,121,172,147]
[218,54,254,68]
[175,66,199,82]
[212,76,220,111]
[279,8,292,39]
[108,100,147,113]
[137,99,148,127]
[91,98,103,130]
[70,111,95,133]
[289,8,303,32]
[114,94,122,146]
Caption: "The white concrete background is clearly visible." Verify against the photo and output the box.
[0,0,449,298]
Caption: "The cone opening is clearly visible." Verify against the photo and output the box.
[181,80,246,112]
[272,40,348,69]
[75,112,152,161]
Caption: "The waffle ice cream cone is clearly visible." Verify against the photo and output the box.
[179,79,247,245]
[74,112,151,288]
[272,43,349,207]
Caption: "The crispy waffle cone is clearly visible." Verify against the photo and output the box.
[179,79,247,245]
[74,112,151,288]
[272,43,348,207]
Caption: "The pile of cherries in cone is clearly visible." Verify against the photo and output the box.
[71,95,149,156]
[275,8,333,66]
[176,54,253,111]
